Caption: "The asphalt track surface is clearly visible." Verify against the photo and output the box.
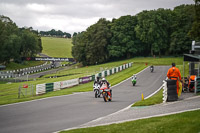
[0,66,169,133]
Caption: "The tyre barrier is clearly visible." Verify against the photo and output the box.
[0,62,52,79]
[166,79,178,102]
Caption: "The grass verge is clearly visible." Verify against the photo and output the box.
[132,89,163,107]
[5,61,44,70]
[60,109,200,133]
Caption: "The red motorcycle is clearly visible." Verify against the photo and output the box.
[100,83,112,102]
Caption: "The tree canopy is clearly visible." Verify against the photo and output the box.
[72,4,197,65]
[0,15,42,64]
[39,29,71,38]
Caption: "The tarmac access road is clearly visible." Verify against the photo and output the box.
[0,66,169,133]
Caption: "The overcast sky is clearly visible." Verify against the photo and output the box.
[0,0,194,34]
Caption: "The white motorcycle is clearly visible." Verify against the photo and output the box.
[93,83,101,98]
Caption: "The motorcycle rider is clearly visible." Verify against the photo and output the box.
[150,65,154,72]
[93,76,101,86]
[132,74,137,80]
[100,77,112,99]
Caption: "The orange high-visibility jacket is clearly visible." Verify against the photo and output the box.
[189,75,196,81]
[167,67,181,80]
[188,75,196,88]
[167,67,181,94]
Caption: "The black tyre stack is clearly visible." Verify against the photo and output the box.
[166,80,178,102]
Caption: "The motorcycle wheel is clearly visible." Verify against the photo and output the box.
[132,83,135,86]
[108,93,112,101]
[103,92,108,102]
[95,90,98,98]
[98,92,101,97]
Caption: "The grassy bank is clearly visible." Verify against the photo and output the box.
[60,109,200,133]
[132,89,163,107]
[4,61,44,70]
[41,37,72,58]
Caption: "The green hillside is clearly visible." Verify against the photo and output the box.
[41,37,73,58]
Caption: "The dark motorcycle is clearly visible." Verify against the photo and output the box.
[150,66,154,72]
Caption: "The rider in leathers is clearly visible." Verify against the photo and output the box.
[93,76,101,86]
[100,78,112,99]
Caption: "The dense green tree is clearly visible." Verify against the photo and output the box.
[20,29,41,57]
[170,5,195,55]
[109,15,143,59]
[0,16,21,64]
[189,0,200,41]
[72,4,196,65]
[73,32,78,37]
[0,15,42,64]
[72,32,87,65]
[72,18,112,65]
[135,9,173,56]
[84,18,112,65]
[39,29,71,38]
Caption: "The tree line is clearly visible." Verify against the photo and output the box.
[72,3,200,66]
[39,29,71,38]
[0,15,42,64]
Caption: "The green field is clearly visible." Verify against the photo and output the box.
[60,109,200,133]
[41,37,72,57]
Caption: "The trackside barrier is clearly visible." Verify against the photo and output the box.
[36,62,133,95]
[79,76,92,84]
[36,78,79,95]
[36,84,46,95]
[60,78,79,89]
[162,80,167,103]
[54,82,61,91]
[195,77,200,94]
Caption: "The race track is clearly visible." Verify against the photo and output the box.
[0,66,169,133]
